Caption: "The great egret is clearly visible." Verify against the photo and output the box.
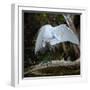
[35,24,79,54]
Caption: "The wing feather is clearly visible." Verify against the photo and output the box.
[35,27,44,54]
[35,24,79,54]
[35,25,52,54]
[54,24,79,45]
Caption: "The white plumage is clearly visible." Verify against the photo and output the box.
[35,24,79,54]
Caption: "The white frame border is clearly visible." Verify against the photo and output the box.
[11,4,87,87]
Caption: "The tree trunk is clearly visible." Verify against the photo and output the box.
[63,14,80,57]
[24,58,80,76]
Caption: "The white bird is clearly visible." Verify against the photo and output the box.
[35,24,79,54]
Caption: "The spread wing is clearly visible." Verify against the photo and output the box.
[52,24,79,45]
[35,28,44,54]
[35,24,79,54]
[35,25,53,54]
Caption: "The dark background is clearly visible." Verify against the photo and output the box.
[23,11,80,74]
